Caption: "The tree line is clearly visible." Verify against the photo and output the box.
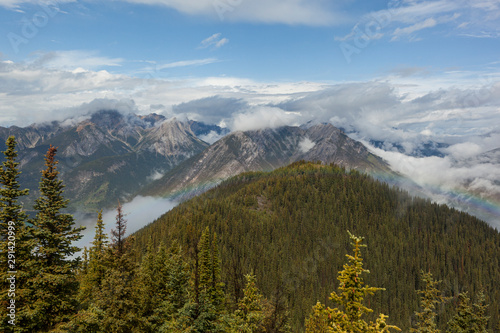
[1,136,499,332]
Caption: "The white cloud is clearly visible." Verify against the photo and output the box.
[298,137,315,153]
[231,106,301,132]
[30,50,124,70]
[118,0,345,26]
[74,196,178,255]
[200,33,228,49]
[198,130,226,144]
[158,58,218,69]
[0,0,74,9]
[392,18,437,40]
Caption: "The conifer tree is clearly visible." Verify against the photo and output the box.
[136,241,189,332]
[305,232,400,332]
[98,202,138,332]
[24,145,84,331]
[411,271,448,333]
[0,136,31,331]
[305,302,330,333]
[198,227,224,309]
[446,292,474,333]
[447,291,490,333]
[471,291,489,333]
[233,274,266,332]
[78,210,108,306]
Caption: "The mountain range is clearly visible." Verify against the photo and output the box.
[0,110,394,213]
[142,122,393,200]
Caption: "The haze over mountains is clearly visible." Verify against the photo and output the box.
[1,108,499,230]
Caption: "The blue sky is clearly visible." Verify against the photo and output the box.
[1,1,500,228]
[1,0,499,82]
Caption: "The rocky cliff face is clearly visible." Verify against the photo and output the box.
[0,110,213,212]
[142,123,393,199]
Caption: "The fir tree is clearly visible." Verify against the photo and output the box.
[234,274,266,332]
[471,291,489,333]
[306,232,400,332]
[24,145,84,331]
[98,202,138,332]
[136,241,189,332]
[305,302,330,333]
[446,292,474,333]
[412,271,448,333]
[0,136,31,331]
[78,210,108,306]
[198,227,224,309]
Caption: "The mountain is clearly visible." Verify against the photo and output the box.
[0,110,220,212]
[132,161,500,331]
[141,123,394,199]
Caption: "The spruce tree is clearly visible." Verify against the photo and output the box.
[235,274,266,332]
[471,291,489,333]
[98,202,138,332]
[305,232,400,332]
[411,271,448,333]
[305,302,330,333]
[0,136,31,331]
[447,290,489,333]
[78,210,108,306]
[24,145,84,331]
[136,241,189,332]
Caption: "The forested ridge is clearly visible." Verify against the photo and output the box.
[1,135,499,332]
[133,161,500,332]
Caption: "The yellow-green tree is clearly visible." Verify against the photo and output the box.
[305,232,400,333]
[411,271,448,333]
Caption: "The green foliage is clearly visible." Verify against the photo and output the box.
[446,291,489,333]
[96,203,138,332]
[411,271,449,333]
[132,161,500,331]
[23,145,84,331]
[134,241,189,332]
[0,136,31,332]
[221,274,267,332]
[78,210,108,306]
[306,232,400,333]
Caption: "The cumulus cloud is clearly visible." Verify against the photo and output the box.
[172,96,247,125]
[231,106,301,132]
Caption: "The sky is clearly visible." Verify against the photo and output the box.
[1,0,500,229]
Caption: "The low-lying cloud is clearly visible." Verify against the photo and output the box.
[74,196,178,255]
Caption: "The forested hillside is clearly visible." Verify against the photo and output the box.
[133,161,500,332]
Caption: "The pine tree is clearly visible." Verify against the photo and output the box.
[0,136,31,331]
[305,232,400,332]
[23,145,84,331]
[411,271,448,333]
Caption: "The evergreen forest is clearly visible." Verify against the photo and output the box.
[1,136,499,332]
